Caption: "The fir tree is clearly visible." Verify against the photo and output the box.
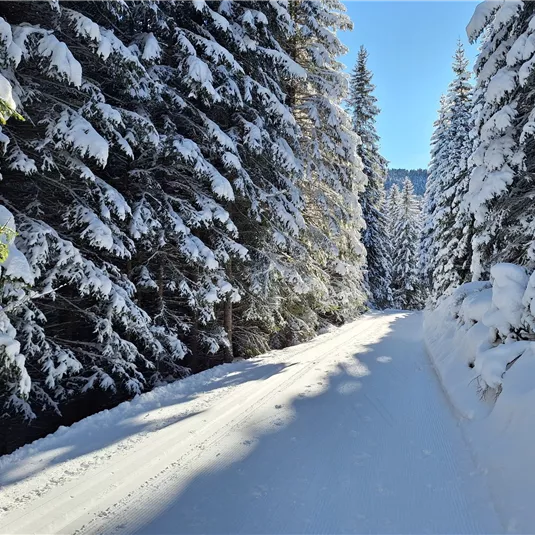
[386,184,402,243]
[202,0,311,357]
[421,42,473,303]
[348,46,392,309]
[391,178,422,310]
[286,0,367,331]
[0,2,192,416]
[465,1,535,278]
[421,95,450,294]
[0,0,369,429]
[431,41,473,300]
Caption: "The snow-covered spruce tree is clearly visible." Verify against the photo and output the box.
[145,1,312,359]
[465,0,535,278]
[391,178,423,310]
[422,42,474,303]
[0,0,368,426]
[348,45,392,309]
[0,203,34,413]
[420,94,450,294]
[0,54,33,411]
[192,1,312,357]
[0,2,196,417]
[284,0,367,330]
[97,1,251,368]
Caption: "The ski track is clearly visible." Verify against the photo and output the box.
[0,312,503,534]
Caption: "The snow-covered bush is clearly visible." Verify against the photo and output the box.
[425,262,535,400]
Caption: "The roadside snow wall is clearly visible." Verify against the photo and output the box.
[424,262,535,533]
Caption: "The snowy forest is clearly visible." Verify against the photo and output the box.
[1,0,535,454]
[386,168,427,196]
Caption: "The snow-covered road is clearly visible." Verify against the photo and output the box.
[0,312,503,534]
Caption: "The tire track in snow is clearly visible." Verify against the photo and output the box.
[71,317,383,535]
[0,313,503,534]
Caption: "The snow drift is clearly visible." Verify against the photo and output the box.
[424,262,535,532]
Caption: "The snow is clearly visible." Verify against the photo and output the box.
[1,246,34,285]
[0,312,502,534]
[53,110,109,166]
[518,55,535,85]
[467,1,504,42]
[186,56,218,97]
[481,105,516,139]
[7,147,37,175]
[425,271,535,532]
[95,28,142,68]
[483,263,528,335]
[0,17,22,67]
[64,9,101,42]
[475,340,530,389]
[466,0,524,42]
[37,34,82,87]
[0,206,34,400]
[460,287,493,324]
[141,33,161,61]
[494,1,523,26]
[172,137,234,201]
[485,68,517,103]
[77,207,115,251]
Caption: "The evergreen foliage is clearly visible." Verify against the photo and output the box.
[348,46,392,309]
[465,0,535,279]
[421,42,473,302]
[423,1,535,305]
[390,179,423,309]
[0,1,368,431]
[386,168,428,196]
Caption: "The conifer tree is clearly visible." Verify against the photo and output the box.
[421,95,450,294]
[391,178,422,310]
[0,2,192,416]
[201,0,311,356]
[0,0,370,428]
[465,0,535,278]
[386,184,402,242]
[285,0,367,330]
[119,1,307,362]
[431,42,473,300]
[349,45,392,309]
[421,42,473,303]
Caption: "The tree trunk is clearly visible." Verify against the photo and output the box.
[223,259,233,363]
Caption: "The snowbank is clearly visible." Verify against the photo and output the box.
[424,263,535,532]
[0,355,257,473]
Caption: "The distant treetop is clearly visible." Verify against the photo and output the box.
[386,168,428,196]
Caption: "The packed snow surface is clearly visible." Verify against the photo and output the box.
[425,270,535,533]
[0,312,502,534]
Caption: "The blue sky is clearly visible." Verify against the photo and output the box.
[339,1,479,170]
